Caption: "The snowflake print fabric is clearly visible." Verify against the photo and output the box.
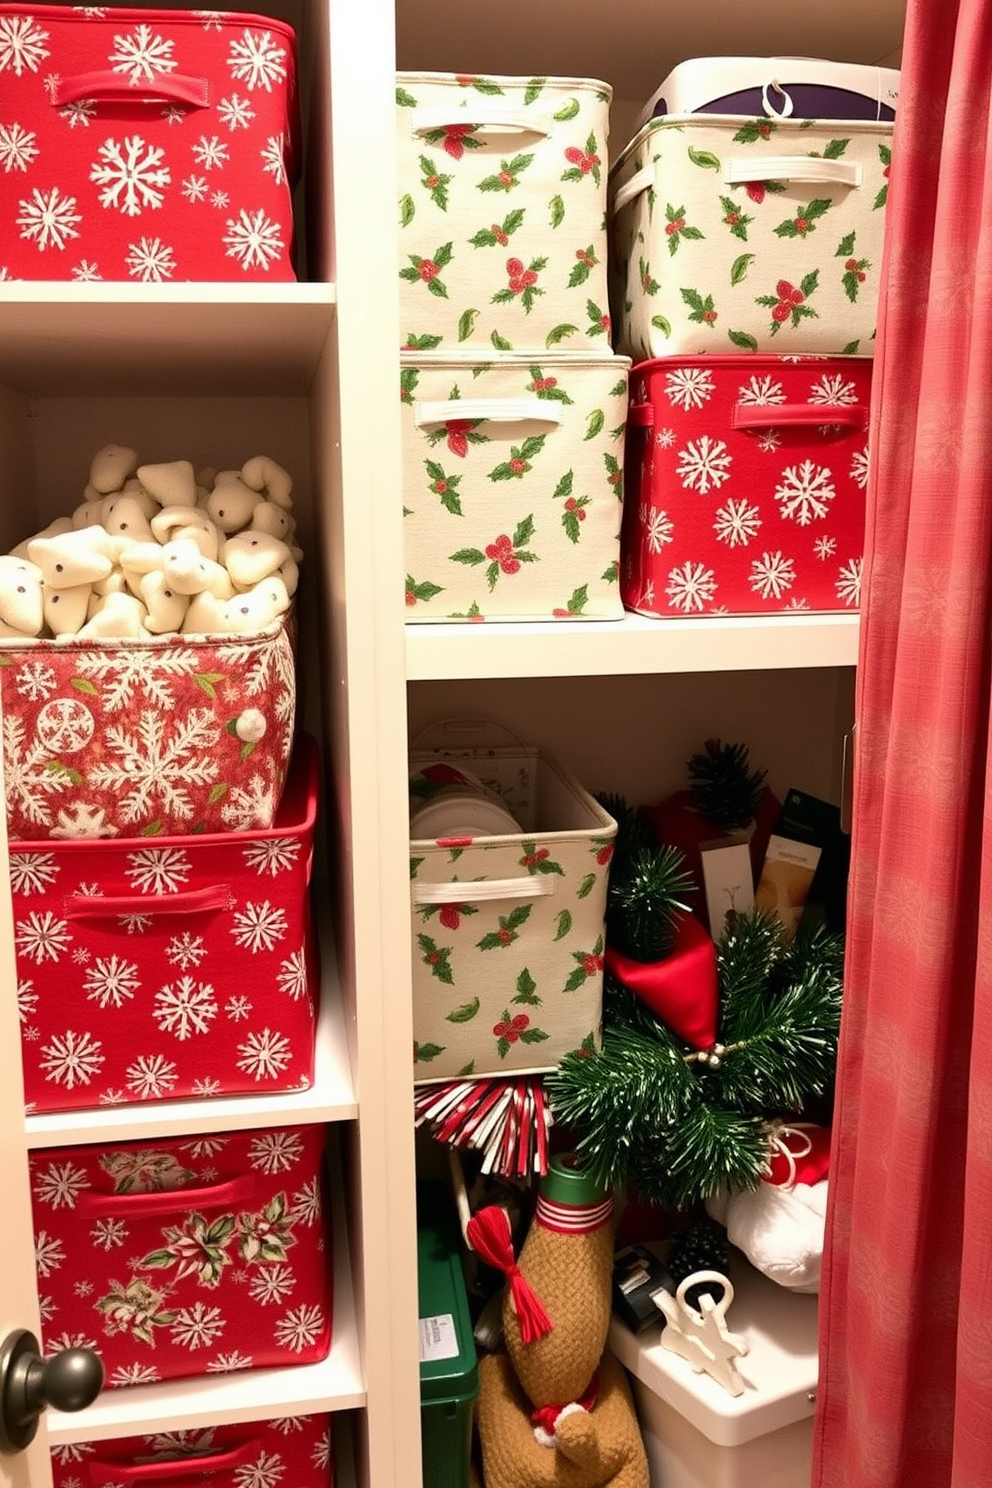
[13,735,318,1115]
[0,5,299,281]
[49,1417,334,1488]
[620,354,871,617]
[30,1127,332,1390]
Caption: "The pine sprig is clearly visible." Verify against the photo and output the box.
[687,738,767,830]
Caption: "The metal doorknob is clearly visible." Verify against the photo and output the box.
[0,1329,103,1453]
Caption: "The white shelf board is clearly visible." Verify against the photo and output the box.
[405,611,859,680]
[0,282,335,396]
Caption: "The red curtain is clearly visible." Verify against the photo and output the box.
[812,2,992,1484]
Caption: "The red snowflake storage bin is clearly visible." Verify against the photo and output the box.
[51,1415,334,1488]
[14,732,319,1115]
[0,5,299,282]
[30,1124,332,1388]
[620,354,871,617]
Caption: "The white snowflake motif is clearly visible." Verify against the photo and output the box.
[645,506,674,554]
[48,1331,98,1358]
[9,851,59,895]
[234,1449,286,1488]
[665,560,717,614]
[261,133,287,185]
[51,803,118,839]
[224,208,285,272]
[655,427,676,448]
[244,838,301,877]
[218,92,255,131]
[850,446,870,489]
[785,597,811,610]
[192,1076,222,1097]
[775,461,836,526]
[274,1304,325,1354]
[40,1029,105,1089]
[814,536,837,560]
[126,235,175,281]
[237,1028,292,1081]
[277,949,308,1001]
[808,373,860,406]
[737,373,786,405]
[232,900,287,952]
[38,1295,57,1324]
[756,430,781,453]
[211,189,230,208]
[206,1351,254,1372]
[109,24,178,85]
[35,1229,66,1276]
[162,105,185,125]
[92,709,220,819]
[61,99,97,128]
[291,1178,322,1227]
[0,121,38,171]
[17,186,82,251]
[226,995,252,1021]
[51,1443,95,1467]
[91,135,170,215]
[126,1052,178,1099]
[714,497,762,548]
[664,366,715,411]
[269,1417,305,1435]
[17,980,37,1021]
[192,134,229,170]
[16,910,71,964]
[227,28,288,92]
[99,1088,126,1104]
[311,1433,332,1471]
[126,847,191,895]
[676,436,732,495]
[171,1302,225,1350]
[74,1280,94,1298]
[13,659,58,703]
[166,931,207,969]
[154,977,218,1040]
[120,912,153,934]
[221,774,277,831]
[85,953,140,1009]
[72,259,103,280]
[250,1130,303,1173]
[147,1430,219,1457]
[248,1265,296,1306]
[36,697,95,755]
[750,551,797,600]
[181,174,209,202]
[195,11,226,31]
[91,1216,128,1251]
[0,13,50,76]
[837,557,862,608]
[33,1159,89,1209]
[73,948,92,966]
[23,1025,41,1042]
[110,1363,160,1386]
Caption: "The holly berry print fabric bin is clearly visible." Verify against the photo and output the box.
[410,744,617,1082]
[14,732,318,1114]
[51,1415,334,1488]
[397,72,614,353]
[401,351,629,620]
[620,354,871,617]
[30,1124,332,1388]
[0,5,299,283]
[0,619,296,840]
[609,114,892,360]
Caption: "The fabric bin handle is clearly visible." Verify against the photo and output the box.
[63,884,233,919]
[412,877,556,906]
[51,70,211,110]
[76,1174,257,1219]
[723,156,862,187]
[412,107,551,138]
[732,403,868,429]
[611,166,654,215]
[413,398,563,427]
[86,1438,262,1485]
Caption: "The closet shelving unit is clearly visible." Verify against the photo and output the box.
[0,1,904,1487]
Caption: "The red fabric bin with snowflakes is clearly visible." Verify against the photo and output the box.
[620,354,872,617]
[13,732,319,1115]
[31,1124,332,1388]
[0,5,299,282]
[51,1414,334,1488]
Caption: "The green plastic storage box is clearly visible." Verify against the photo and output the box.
[417,1181,480,1488]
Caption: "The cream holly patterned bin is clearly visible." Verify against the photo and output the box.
[609,114,893,360]
[410,741,617,1083]
[29,1124,332,1387]
[397,72,614,352]
[400,351,630,620]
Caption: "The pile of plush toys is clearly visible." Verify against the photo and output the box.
[0,443,301,641]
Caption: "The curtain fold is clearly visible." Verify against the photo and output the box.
[812,2,992,1484]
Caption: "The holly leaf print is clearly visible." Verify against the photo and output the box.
[422,124,483,159]
[721,197,754,242]
[555,908,574,941]
[469,208,525,248]
[553,98,580,122]
[491,330,513,350]
[774,199,831,239]
[569,245,598,287]
[664,204,704,255]
[404,333,443,350]
[553,471,574,499]
[560,495,591,543]
[730,252,756,284]
[577,872,597,900]
[405,574,444,606]
[447,998,481,1024]
[399,193,415,227]
[732,119,778,144]
[399,245,453,298]
[477,903,533,950]
[400,367,420,404]
[638,255,659,294]
[478,153,534,192]
[396,87,417,107]
[561,133,601,186]
[688,146,721,170]
[875,144,891,209]
[586,299,611,338]
[681,286,718,327]
[546,322,579,346]
[418,155,452,210]
[417,933,453,983]
[513,967,541,1005]
[414,1041,446,1063]
[520,840,565,875]
[424,459,462,515]
[458,308,479,342]
[585,409,605,440]
[467,76,505,95]
[525,78,546,104]
[554,584,590,617]
[550,194,565,228]
[823,137,850,158]
[528,367,573,404]
[604,452,623,499]
[488,435,546,481]
[729,329,759,350]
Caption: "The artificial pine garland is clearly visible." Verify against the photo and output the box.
[687,738,767,832]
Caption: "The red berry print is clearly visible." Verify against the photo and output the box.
[596,843,614,866]
[418,259,439,282]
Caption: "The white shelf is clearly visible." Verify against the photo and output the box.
[405,611,859,680]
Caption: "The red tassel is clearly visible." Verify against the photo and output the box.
[466,1205,553,1344]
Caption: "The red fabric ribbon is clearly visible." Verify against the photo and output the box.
[466,1205,553,1344]
[531,1372,600,1439]
[605,912,719,1050]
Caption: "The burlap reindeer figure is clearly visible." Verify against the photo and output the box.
[466,1155,648,1488]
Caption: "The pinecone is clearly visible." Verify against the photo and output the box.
[687,738,767,832]
[667,1217,731,1309]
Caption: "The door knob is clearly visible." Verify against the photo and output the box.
[0,1329,103,1453]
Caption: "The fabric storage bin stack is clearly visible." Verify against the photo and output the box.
[396,71,631,621]
[607,57,896,619]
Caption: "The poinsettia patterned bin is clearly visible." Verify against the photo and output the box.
[30,1124,332,1387]
[0,4,300,282]
[410,742,617,1082]
[608,114,892,360]
[52,1416,334,1488]
[397,72,614,352]
[13,732,319,1114]
[401,351,630,620]
[620,354,872,617]
[0,619,296,839]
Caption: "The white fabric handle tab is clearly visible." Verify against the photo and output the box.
[761,78,795,118]
[611,165,654,215]
[724,156,862,188]
[413,398,562,427]
[413,107,551,138]
[411,877,556,906]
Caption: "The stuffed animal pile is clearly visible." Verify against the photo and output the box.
[0,443,301,641]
